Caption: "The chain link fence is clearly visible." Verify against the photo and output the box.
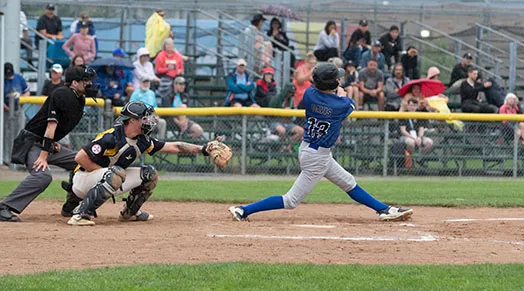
[6,98,524,177]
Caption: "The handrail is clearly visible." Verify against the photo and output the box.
[408,35,501,80]
[194,43,262,79]
[410,20,503,64]
[475,23,524,47]
[22,22,55,45]
[476,40,524,65]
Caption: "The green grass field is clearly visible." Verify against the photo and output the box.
[1,179,524,289]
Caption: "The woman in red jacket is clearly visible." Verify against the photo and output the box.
[155,38,187,102]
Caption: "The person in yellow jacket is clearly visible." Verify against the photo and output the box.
[425,67,464,131]
[145,9,174,58]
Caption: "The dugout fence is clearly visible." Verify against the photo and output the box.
[6,96,524,178]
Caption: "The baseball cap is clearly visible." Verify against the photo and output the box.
[314,63,345,80]
[463,52,473,59]
[140,76,150,82]
[79,21,89,28]
[46,3,55,10]
[65,65,96,83]
[112,48,127,58]
[359,19,368,26]
[251,13,267,23]
[174,76,186,84]
[344,60,355,69]
[373,40,382,47]
[4,63,14,78]
[51,64,63,74]
[236,59,247,66]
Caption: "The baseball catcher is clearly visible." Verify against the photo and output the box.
[63,101,232,226]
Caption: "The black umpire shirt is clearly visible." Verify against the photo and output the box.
[25,86,85,142]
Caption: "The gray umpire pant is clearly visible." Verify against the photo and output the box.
[0,145,77,214]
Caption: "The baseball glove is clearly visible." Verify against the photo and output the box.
[205,137,232,169]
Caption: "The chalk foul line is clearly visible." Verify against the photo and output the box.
[208,234,438,242]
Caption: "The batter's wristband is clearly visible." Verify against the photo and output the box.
[42,137,54,153]
[201,144,209,156]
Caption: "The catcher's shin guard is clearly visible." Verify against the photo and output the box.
[61,171,81,217]
[120,165,158,219]
[73,166,126,217]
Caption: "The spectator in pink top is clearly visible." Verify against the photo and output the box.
[155,38,187,102]
[62,21,96,63]
[499,93,524,144]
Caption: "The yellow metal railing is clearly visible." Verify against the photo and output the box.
[20,96,524,122]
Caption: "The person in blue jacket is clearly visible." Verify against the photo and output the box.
[224,59,259,107]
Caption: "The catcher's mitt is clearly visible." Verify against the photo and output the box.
[205,138,232,169]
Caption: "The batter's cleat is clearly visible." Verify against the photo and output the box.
[0,205,20,222]
[228,206,248,222]
[67,214,95,226]
[118,210,153,222]
[378,206,413,221]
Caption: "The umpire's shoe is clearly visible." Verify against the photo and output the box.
[378,206,413,221]
[0,204,21,222]
[228,206,249,222]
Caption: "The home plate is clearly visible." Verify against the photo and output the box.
[294,224,336,229]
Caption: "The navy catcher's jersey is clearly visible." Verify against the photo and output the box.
[302,87,355,148]
[83,124,165,169]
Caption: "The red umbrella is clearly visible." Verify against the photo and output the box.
[397,79,446,98]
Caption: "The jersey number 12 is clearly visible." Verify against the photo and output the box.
[307,117,330,138]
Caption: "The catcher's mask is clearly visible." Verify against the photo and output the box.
[117,101,158,136]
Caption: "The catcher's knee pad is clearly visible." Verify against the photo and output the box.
[73,166,126,217]
[120,165,157,219]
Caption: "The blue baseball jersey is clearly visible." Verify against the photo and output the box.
[302,87,355,148]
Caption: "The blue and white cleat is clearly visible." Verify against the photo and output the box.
[378,206,413,221]
[228,206,249,222]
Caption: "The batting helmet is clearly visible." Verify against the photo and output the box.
[312,63,345,91]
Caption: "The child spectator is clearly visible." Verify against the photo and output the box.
[342,61,359,101]
[255,67,277,108]
[133,47,160,92]
[399,98,433,167]
[129,77,167,139]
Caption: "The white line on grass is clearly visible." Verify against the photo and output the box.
[208,234,439,242]
[444,218,524,222]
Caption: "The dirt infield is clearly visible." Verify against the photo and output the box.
[2,201,524,275]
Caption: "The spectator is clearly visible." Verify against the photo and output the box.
[267,83,304,151]
[112,48,134,99]
[41,64,65,97]
[329,57,343,68]
[379,25,402,71]
[225,59,258,107]
[343,19,371,66]
[425,66,464,131]
[342,61,359,101]
[449,53,473,93]
[499,93,524,144]
[62,21,96,63]
[360,40,386,72]
[145,8,174,58]
[401,46,420,80]
[63,55,85,79]
[255,67,277,107]
[313,20,340,62]
[384,63,409,111]
[20,11,33,65]
[167,76,204,139]
[399,98,433,167]
[244,13,272,73]
[3,63,29,163]
[267,17,290,54]
[400,84,427,112]
[293,52,316,108]
[35,3,63,48]
[70,12,95,36]
[460,66,498,114]
[132,47,160,92]
[95,65,125,106]
[129,77,167,139]
[358,57,385,110]
[156,38,185,103]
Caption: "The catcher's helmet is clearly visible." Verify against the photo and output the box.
[312,63,345,91]
[118,101,158,135]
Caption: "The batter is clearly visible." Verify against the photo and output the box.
[229,63,413,222]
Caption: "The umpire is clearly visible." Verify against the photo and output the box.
[0,65,98,222]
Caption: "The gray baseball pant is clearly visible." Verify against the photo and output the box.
[0,145,77,213]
